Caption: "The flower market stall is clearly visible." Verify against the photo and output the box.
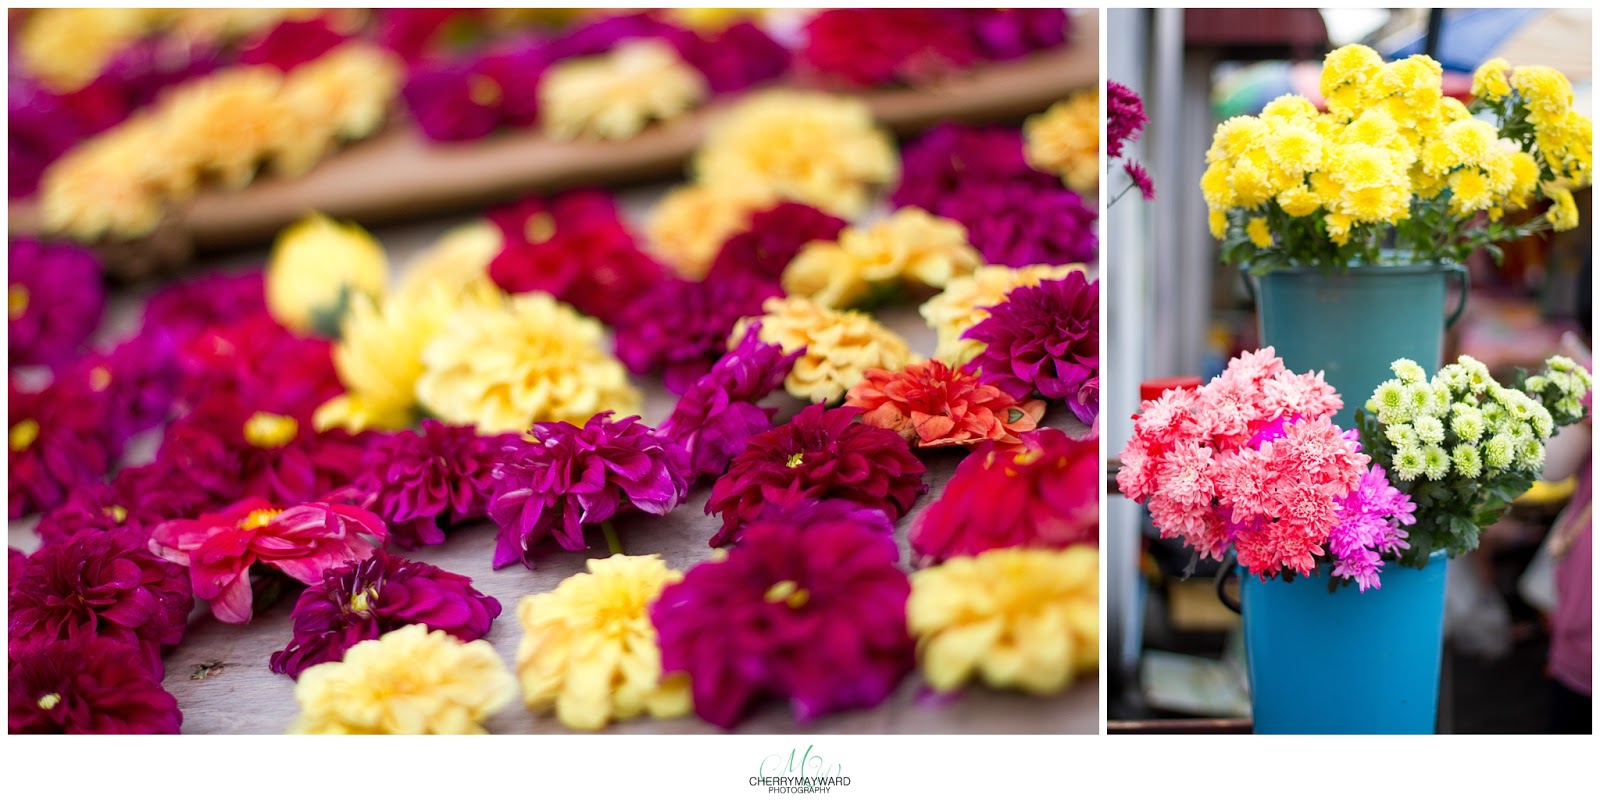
[8,8,1100,735]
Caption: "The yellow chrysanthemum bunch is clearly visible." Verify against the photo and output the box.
[646,183,777,279]
[781,208,982,308]
[919,264,1083,367]
[730,296,916,403]
[516,555,691,731]
[38,43,402,242]
[693,90,899,218]
[1024,90,1100,194]
[908,546,1100,695]
[540,40,708,142]
[289,625,516,734]
[417,292,641,434]
[1204,45,1591,271]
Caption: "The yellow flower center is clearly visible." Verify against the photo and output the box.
[350,588,376,613]
[10,419,41,452]
[763,579,810,609]
[468,73,502,107]
[786,452,805,469]
[37,693,60,710]
[243,412,298,449]
[524,212,556,244]
[238,508,283,530]
[1011,449,1044,466]
[88,366,112,392]
[8,284,28,320]
[105,504,128,523]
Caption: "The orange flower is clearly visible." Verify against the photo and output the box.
[846,360,1046,449]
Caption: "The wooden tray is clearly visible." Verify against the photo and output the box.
[8,16,1097,278]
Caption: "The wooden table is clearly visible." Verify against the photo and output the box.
[8,207,1100,734]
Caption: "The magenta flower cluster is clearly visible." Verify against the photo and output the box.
[892,123,1097,267]
[657,324,803,481]
[964,273,1101,426]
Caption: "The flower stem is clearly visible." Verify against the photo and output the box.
[602,521,623,555]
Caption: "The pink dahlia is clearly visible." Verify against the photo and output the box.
[706,403,927,547]
[61,331,181,443]
[657,323,803,482]
[8,635,181,734]
[9,378,118,519]
[613,272,780,394]
[269,552,502,678]
[487,190,665,325]
[487,412,689,570]
[8,238,104,369]
[402,49,542,142]
[909,429,1098,565]
[846,359,1047,449]
[149,497,386,624]
[238,14,350,71]
[706,201,847,286]
[141,269,266,344]
[8,527,193,677]
[353,421,512,548]
[799,8,978,88]
[964,273,1099,423]
[654,499,913,728]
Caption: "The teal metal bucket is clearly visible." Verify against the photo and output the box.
[1247,264,1468,429]
[1231,549,1449,734]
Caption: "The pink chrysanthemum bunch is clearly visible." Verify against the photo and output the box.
[1116,348,1414,587]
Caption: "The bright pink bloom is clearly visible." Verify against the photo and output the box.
[8,634,181,734]
[657,323,802,482]
[707,201,847,286]
[150,498,385,624]
[910,428,1097,564]
[238,14,349,71]
[353,421,511,549]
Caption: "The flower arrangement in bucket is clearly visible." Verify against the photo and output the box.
[1116,348,1417,592]
[1202,45,1592,274]
[1356,355,1593,561]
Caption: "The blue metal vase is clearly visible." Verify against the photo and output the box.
[1237,549,1449,734]
[1248,263,1468,430]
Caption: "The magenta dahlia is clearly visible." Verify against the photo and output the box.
[8,527,193,676]
[487,412,689,570]
[964,273,1099,422]
[653,499,913,728]
[8,238,104,369]
[706,403,927,547]
[353,420,512,548]
[706,201,847,286]
[613,272,780,394]
[963,8,1070,61]
[657,323,803,482]
[238,14,350,71]
[269,552,502,678]
[141,269,266,343]
[9,377,118,519]
[9,634,182,734]
[668,19,790,94]
[176,313,341,423]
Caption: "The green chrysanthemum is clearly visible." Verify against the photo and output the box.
[1413,414,1446,445]
[1393,444,1426,482]
[1385,422,1418,447]
[1421,444,1451,480]
[1406,383,1435,416]
[1391,358,1426,384]
[1370,379,1411,424]
[1451,443,1482,479]
[1515,437,1546,471]
[1450,403,1485,443]
[1483,433,1515,470]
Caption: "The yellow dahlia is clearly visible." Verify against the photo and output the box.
[162,66,291,190]
[266,212,388,336]
[919,264,1080,367]
[288,624,515,735]
[694,90,898,218]
[782,208,980,308]
[392,221,506,308]
[540,40,708,141]
[38,118,169,241]
[730,296,915,403]
[646,183,777,279]
[15,8,155,93]
[417,293,641,433]
[1024,90,1100,194]
[908,546,1100,695]
[516,554,691,731]
[275,44,403,176]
